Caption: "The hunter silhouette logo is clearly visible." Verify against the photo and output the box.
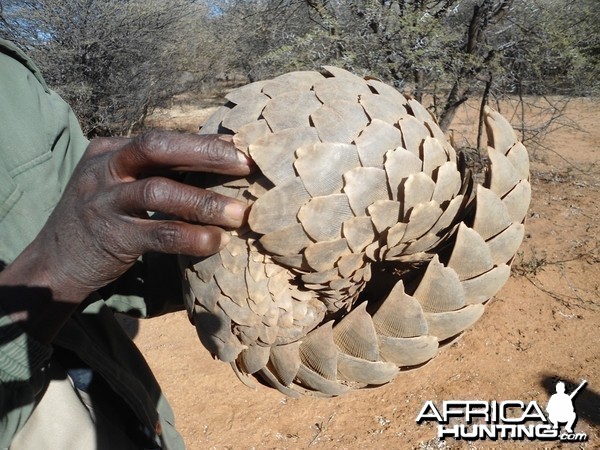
[416,379,588,442]
[546,379,587,434]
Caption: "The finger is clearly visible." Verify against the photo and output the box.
[109,131,253,181]
[135,221,230,257]
[118,177,248,228]
[86,137,131,158]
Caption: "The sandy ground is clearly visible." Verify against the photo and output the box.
[135,95,600,449]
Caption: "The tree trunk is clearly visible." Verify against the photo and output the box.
[477,72,493,152]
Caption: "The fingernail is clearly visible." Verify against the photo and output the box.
[224,201,247,223]
[237,150,252,165]
[219,232,231,249]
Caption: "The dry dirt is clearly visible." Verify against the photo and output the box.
[135,95,600,449]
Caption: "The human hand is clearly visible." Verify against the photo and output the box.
[9,131,253,305]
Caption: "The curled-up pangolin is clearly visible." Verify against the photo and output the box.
[178,66,531,397]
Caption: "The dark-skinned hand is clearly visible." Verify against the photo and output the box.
[0,131,253,342]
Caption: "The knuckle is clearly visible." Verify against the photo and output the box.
[141,177,169,207]
[212,139,235,162]
[152,222,182,251]
[86,138,108,157]
[135,130,168,160]
[199,135,235,163]
[77,157,104,186]
[86,137,125,158]
[195,191,224,222]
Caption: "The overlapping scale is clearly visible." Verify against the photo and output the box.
[413,254,466,313]
[332,303,379,362]
[432,161,462,203]
[425,304,485,341]
[261,71,325,98]
[343,167,389,215]
[221,91,269,133]
[487,147,521,197]
[486,223,525,265]
[259,224,311,256]
[249,127,319,186]
[343,217,377,252]
[295,143,360,196]
[295,364,349,396]
[336,353,399,385]
[365,78,409,105]
[267,341,301,386]
[311,100,369,143]
[359,93,407,123]
[422,137,449,176]
[298,194,354,241]
[248,178,310,234]
[239,344,271,374]
[506,143,530,180]
[299,321,338,380]
[378,335,439,367]
[180,66,531,396]
[355,119,404,167]
[502,181,532,223]
[462,265,511,304]
[384,148,423,198]
[484,105,518,154]
[397,115,431,155]
[447,224,494,281]
[261,91,321,131]
[371,281,428,338]
[472,185,513,240]
[304,239,349,272]
[313,75,372,104]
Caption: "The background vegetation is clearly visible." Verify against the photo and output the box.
[1,0,598,140]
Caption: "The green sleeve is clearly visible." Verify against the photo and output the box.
[0,39,89,264]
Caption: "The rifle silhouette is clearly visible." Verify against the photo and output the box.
[569,379,587,400]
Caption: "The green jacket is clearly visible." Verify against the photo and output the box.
[0,39,185,449]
